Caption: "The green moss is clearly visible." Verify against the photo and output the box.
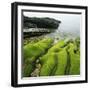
[39,54,49,65]
[24,44,44,63]
[23,38,80,77]
[23,63,34,77]
[40,53,56,76]
[23,38,53,77]
[68,43,80,75]
[54,49,68,75]
[48,40,65,53]
[24,38,53,64]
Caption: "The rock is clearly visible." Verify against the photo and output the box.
[23,28,55,38]
[24,16,61,29]
[24,22,37,28]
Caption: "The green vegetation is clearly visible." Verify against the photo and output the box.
[23,63,34,77]
[40,53,57,76]
[54,49,68,75]
[68,43,80,75]
[23,38,53,77]
[24,38,53,63]
[23,37,80,77]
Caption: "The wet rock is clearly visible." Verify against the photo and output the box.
[23,28,55,38]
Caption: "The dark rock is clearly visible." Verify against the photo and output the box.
[23,16,61,29]
[24,22,37,28]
